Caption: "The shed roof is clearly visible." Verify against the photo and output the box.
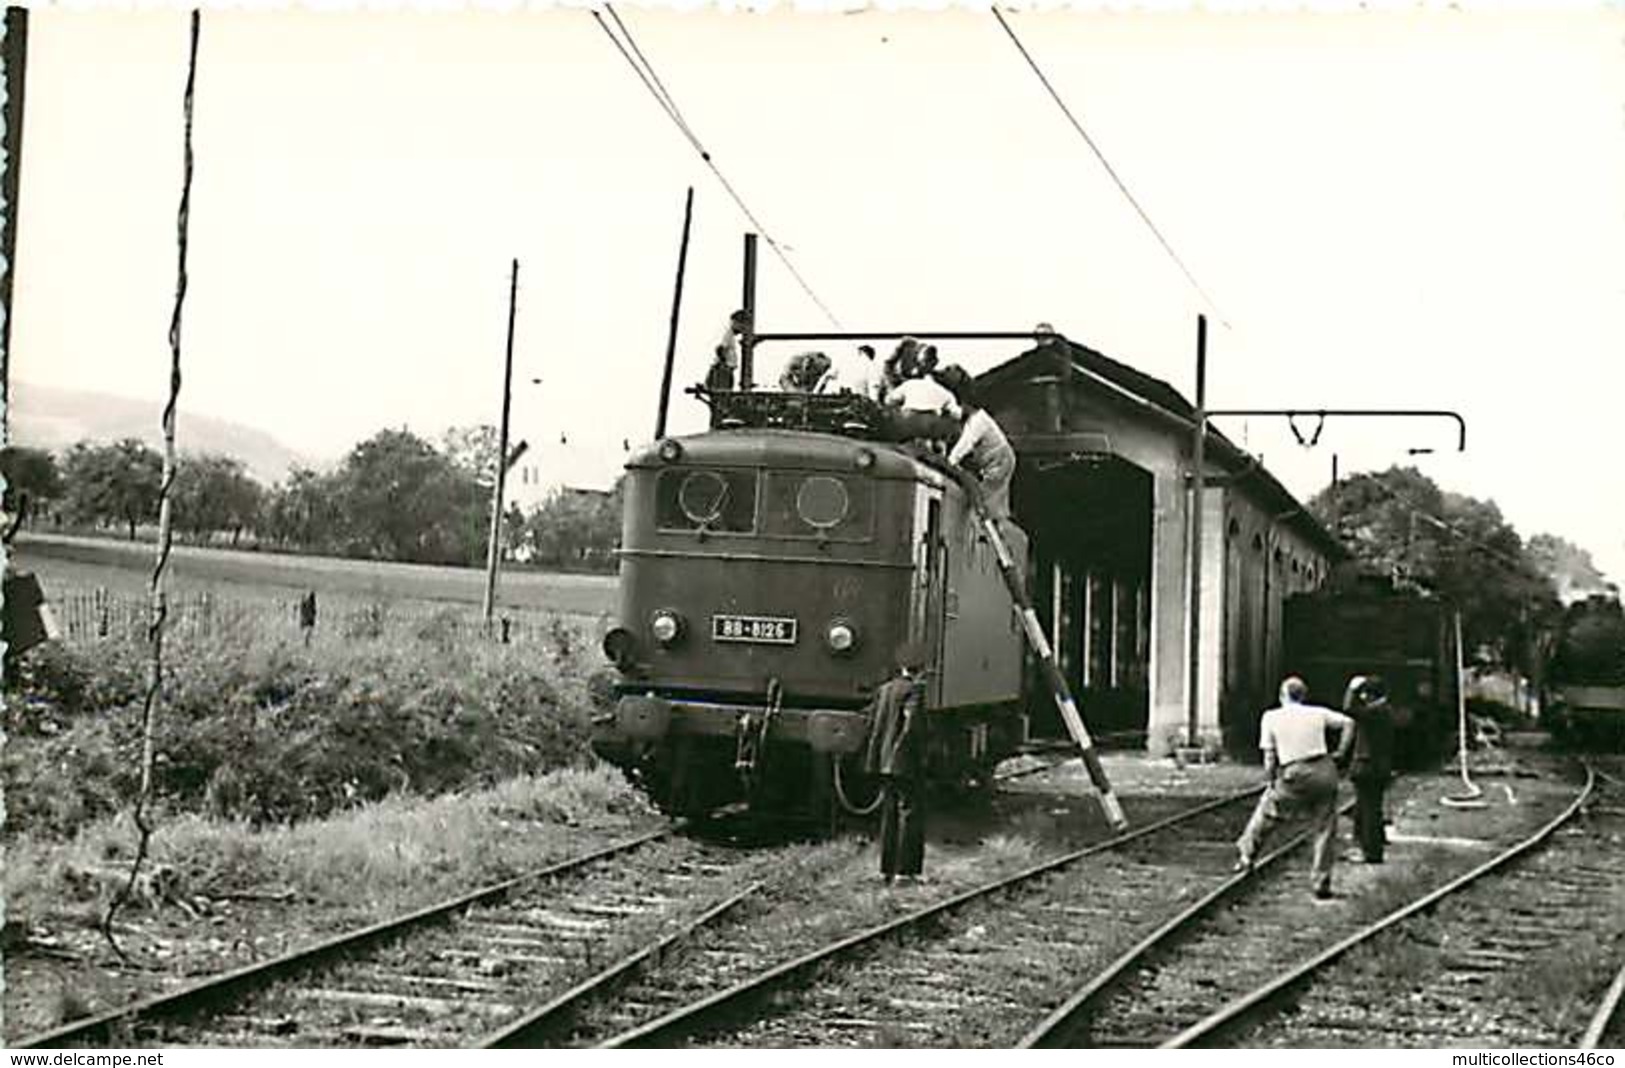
[976,338,1348,561]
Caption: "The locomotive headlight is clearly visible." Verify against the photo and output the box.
[650,609,684,646]
[853,448,876,471]
[825,619,858,655]
[658,439,684,463]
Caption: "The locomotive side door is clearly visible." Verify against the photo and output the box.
[910,486,948,706]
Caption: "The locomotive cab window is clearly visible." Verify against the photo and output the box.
[655,468,758,533]
[761,471,874,542]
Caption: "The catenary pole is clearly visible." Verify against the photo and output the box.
[1186,315,1207,749]
[482,259,519,623]
[655,187,693,439]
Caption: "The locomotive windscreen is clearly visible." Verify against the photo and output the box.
[761,471,874,542]
[656,468,758,532]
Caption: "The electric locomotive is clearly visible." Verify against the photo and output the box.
[593,389,1028,820]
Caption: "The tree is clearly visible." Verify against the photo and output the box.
[172,454,264,545]
[330,428,487,565]
[522,478,623,570]
[263,465,344,552]
[60,439,163,540]
[1527,533,1612,603]
[1310,466,1559,667]
[1,446,64,520]
[441,424,500,486]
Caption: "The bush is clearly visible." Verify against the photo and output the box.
[3,629,595,839]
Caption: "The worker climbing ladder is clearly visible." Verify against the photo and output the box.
[956,479,1129,831]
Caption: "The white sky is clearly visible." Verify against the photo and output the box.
[11,3,1625,582]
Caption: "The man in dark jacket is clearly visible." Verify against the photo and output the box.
[1344,674,1396,863]
[864,643,929,883]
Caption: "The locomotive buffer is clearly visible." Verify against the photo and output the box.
[957,475,1129,832]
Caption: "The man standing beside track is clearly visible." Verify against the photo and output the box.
[1343,675,1396,864]
[864,643,929,885]
[1235,676,1355,900]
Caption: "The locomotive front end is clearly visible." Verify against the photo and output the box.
[595,430,924,818]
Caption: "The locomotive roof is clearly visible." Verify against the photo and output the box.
[628,426,950,486]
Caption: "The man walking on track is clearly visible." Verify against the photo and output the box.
[1235,676,1355,900]
[1343,674,1396,863]
[864,643,929,884]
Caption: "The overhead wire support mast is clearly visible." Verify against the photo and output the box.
[1184,396,1467,749]
[590,5,842,330]
[991,7,1229,329]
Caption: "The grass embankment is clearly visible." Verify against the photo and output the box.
[2,599,641,943]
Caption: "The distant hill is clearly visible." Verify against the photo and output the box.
[9,382,317,485]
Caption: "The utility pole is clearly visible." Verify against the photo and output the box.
[739,232,758,390]
[1185,315,1207,750]
[482,259,519,623]
[654,187,694,440]
[1,6,29,424]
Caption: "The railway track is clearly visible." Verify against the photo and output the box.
[1022,761,1609,1049]
[544,786,1273,1048]
[17,761,1071,1049]
[18,825,764,1048]
[1227,760,1625,1049]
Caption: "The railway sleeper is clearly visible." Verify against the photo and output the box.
[293,987,522,1017]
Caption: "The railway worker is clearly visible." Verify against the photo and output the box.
[940,367,1017,525]
[1234,676,1356,901]
[830,344,880,400]
[704,344,735,392]
[879,337,923,403]
[864,643,930,884]
[704,308,750,391]
[778,350,833,393]
[1343,675,1396,864]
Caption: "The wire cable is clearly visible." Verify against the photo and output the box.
[590,7,844,330]
[992,8,1229,329]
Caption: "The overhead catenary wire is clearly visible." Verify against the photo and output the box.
[590,6,844,330]
[991,8,1230,330]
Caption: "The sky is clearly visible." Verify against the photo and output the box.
[9,3,1625,582]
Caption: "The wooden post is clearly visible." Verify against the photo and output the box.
[482,259,520,623]
[654,187,693,439]
[1,6,26,422]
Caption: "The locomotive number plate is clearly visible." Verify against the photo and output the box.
[712,614,798,645]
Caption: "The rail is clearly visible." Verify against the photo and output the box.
[17,826,678,1048]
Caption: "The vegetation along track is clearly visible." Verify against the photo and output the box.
[19,825,770,1048]
[559,786,1277,1048]
[1025,760,1608,1049]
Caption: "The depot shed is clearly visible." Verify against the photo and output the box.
[973,339,1347,755]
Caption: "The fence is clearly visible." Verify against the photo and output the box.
[47,586,609,650]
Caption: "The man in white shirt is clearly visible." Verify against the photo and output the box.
[829,344,880,400]
[1234,676,1355,900]
[941,369,1016,523]
[887,373,961,418]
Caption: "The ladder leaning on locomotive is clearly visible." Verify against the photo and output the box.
[593,389,1030,821]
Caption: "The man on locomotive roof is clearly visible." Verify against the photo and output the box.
[864,641,930,885]
[829,343,880,401]
[941,366,1018,524]
[1235,676,1355,901]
